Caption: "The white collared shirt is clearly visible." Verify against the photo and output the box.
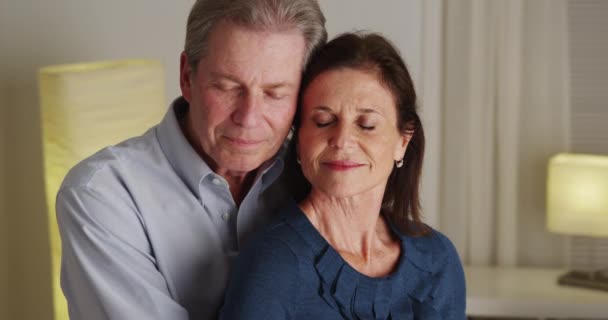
[57,97,289,320]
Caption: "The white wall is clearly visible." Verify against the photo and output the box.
[0,82,9,320]
[320,0,422,85]
[2,1,193,318]
[3,0,192,103]
[2,1,427,319]
[0,122,7,320]
[1,0,10,318]
[0,86,8,320]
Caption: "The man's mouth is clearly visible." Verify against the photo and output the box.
[224,136,263,147]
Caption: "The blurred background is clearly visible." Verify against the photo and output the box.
[1,0,606,319]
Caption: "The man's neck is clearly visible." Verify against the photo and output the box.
[176,104,260,206]
[217,169,257,206]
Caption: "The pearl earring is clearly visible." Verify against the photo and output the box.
[395,158,404,168]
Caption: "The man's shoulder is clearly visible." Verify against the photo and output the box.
[60,127,162,190]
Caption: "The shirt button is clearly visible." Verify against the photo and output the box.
[212,178,222,185]
[221,212,230,221]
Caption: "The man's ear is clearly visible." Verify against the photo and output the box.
[180,52,193,102]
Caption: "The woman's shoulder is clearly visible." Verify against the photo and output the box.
[239,202,314,262]
[240,221,300,261]
[396,226,466,318]
[399,226,461,274]
[230,221,305,291]
[222,206,306,318]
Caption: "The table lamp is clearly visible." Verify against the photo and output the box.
[546,153,608,291]
[39,59,166,319]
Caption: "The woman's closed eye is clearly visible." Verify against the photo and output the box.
[315,120,334,128]
[313,113,335,128]
[359,123,376,130]
[358,117,378,131]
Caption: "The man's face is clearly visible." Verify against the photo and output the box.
[180,21,306,176]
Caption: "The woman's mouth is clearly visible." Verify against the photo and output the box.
[322,160,365,171]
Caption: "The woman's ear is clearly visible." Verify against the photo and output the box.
[394,129,414,161]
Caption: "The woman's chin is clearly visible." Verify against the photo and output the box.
[311,183,378,200]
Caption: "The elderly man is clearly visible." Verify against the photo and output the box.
[56,1,326,319]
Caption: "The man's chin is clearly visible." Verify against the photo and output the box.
[217,156,267,175]
[212,144,282,174]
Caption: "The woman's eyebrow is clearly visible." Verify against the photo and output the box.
[312,105,332,112]
[356,107,380,114]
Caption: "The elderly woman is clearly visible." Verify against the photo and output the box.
[220,33,466,319]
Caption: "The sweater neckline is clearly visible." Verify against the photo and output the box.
[287,201,407,282]
[283,199,440,319]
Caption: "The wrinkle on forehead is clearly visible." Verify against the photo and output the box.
[303,68,397,120]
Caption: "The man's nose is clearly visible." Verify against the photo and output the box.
[232,92,262,128]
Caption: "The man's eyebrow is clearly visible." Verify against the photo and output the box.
[209,72,240,82]
[209,72,295,89]
[263,82,296,90]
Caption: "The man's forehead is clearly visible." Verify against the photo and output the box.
[208,70,300,89]
[205,20,306,56]
[195,22,306,85]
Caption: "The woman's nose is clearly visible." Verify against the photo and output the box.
[329,123,354,149]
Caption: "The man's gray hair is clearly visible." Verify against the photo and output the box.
[185,0,327,70]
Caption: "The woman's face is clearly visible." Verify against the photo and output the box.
[297,68,411,198]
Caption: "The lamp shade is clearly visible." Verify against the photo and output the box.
[39,59,166,320]
[547,153,608,238]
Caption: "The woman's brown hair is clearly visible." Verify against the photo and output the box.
[285,32,428,236]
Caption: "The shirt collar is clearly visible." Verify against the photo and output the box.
[257,150,285,192]
[156,96,288,198]
[156,97,214,198]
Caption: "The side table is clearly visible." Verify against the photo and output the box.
[465,265,608,319]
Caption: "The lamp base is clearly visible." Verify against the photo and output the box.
[558,269,608,292]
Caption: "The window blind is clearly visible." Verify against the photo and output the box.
[568,0,608,270]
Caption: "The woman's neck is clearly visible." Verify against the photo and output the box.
[298,186,400,276]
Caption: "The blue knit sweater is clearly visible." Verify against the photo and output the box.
[220,200,466,319]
